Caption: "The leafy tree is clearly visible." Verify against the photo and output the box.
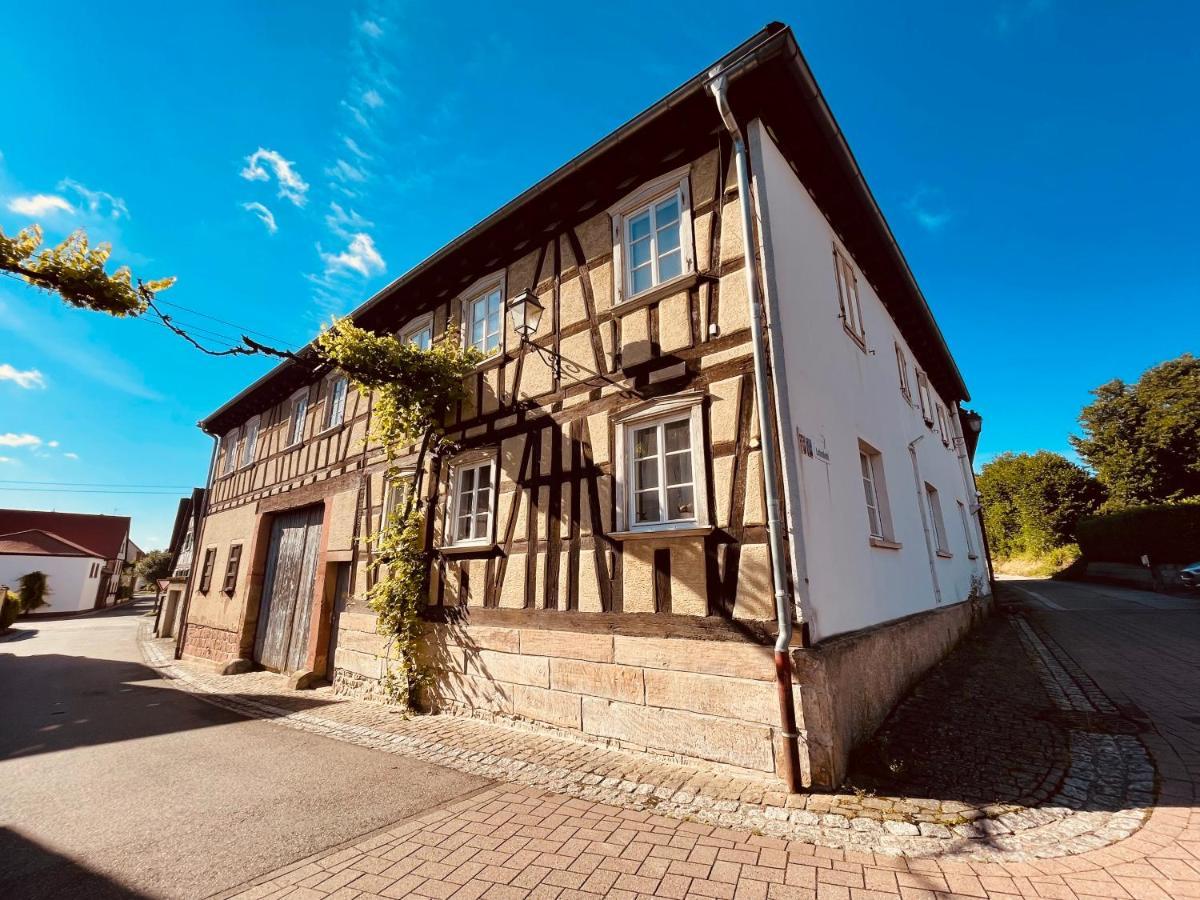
[17,571,50,613]
[1071,354,1200,507]
[135,550,174,606]
[977,451,1104,558]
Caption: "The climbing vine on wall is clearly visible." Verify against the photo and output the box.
[316,318,482,706]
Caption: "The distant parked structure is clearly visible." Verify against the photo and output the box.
[0,509,132,612]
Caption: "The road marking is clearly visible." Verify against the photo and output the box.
[1009,583,1067,611]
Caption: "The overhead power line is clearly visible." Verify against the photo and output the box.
[0,487,185,495]
[0,480,195,488]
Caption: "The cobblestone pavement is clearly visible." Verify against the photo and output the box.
[186,578,1200,899]
[144,585,1168,870]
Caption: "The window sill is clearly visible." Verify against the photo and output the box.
[968,553,979,561]
[315,422,345,437]
[936,550,953,560]
[609,525,713,541]
[869,537,902,550]
[439,542,498,557]
[614,272,700,316]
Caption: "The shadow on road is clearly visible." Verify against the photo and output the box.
[0,827,151,899]
[0,651,339,761]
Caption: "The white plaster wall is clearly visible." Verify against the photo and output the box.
[0,554,102,613]
[750,121,988,642]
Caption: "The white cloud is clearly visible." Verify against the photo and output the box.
[326,159,366,184]
[241,201,278,234]
[343,136,371,160]
[0,433,42,448]
[324,202,373,239]
[362,89,384,109]
[47,440,59,448]
[905,187,954,233]
[239,148,310,207]
[0,456,14,464]
[63,451,79,460]
[360,19,383,38]
[0,363,45,389]
[320,232,385,277]
[6,194,74,217]
[58,179,129,220]
[340,101,369,129]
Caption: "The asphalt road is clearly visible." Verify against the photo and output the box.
[0,600,490,900]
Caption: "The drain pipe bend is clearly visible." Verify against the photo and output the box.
[708,72,802,793]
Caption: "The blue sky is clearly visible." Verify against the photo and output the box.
[1,1,1196,549]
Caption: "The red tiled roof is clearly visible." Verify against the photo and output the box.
[0,529,99,557]
[0,510,129,560]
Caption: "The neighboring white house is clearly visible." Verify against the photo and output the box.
[0,530,105,614]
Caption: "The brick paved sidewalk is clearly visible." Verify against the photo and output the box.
[140,599,1151,863]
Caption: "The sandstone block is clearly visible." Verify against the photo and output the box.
[581,697,775,772]
[451,624,520,654]
[431,670,513,715]
[733,544,774,621]
[466,648,549,688]
[519,628,613,662]
[551,658,644,704]
[643,668,778,725]
[613,635,774,680]
[513,684,582,730]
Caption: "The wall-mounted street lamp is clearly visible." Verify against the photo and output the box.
[506,289,560,379]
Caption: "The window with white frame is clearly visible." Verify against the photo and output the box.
[222,429,238,475]
[957,499,977,558]
[925,482,950,555]
[895,343,911,402]
[324,376,348,430]
[379,469,416,545]
[403,315,433,351]
[916,370,934,425]
[833,247,865,345]
[936,404,950,446]
[450,458,495,545]
[288,392,308,446]
[464,287,502,357]
[613,394,709,533]
[609,167,695,304]
[859,442,895,543]
[240,415,260,468]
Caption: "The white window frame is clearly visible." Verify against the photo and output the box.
[957,499,978,559]
[859,441,896,545]
[916,370,935,425]
[221,429,238,476]
[925,482,950,556]
[609,166,696,305]
[322,375,349,431]
[612,392,709,533]
[457,271,505,360]
[287,389,309,447]
[379,467,417,547]
[239,415,260,468]
[833,245,866,347]
[936,404,951,446]
[402,313,434,351]
[447,451,498,548]
[895,343,911,402]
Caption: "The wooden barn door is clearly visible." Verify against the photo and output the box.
[254,506,324,672]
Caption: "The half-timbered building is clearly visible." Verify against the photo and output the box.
[176,23,990,789]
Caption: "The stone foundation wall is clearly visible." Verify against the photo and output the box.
[181,622,240,664]
[421,623,794,778]
[792,593,992,788]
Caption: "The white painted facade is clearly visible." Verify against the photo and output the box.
[750,121,988,642]
[0,553,103,613]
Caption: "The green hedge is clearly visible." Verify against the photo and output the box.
[1076,502,1200,564]
[1,591,19,630]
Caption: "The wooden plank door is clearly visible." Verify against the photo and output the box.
[255,506,324,672]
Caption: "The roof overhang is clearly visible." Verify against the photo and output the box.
[201,22,969,435]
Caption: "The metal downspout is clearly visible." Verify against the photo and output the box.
[708,72,802,793]
[174,432,220,660]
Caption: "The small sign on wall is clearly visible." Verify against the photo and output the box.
[796,429,830,464]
